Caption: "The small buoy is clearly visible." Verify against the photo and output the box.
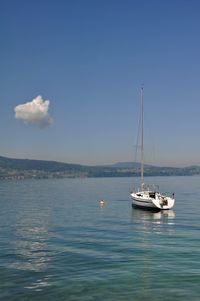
[99,200,105,206]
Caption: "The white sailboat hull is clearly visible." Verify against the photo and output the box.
[130,191,175,210]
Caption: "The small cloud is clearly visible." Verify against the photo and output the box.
[14,95,53,128]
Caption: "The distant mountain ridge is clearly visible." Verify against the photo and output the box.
[0,156,83,171]
[105,162,140,168]
[105,162,154,168]
[0,155,200,179]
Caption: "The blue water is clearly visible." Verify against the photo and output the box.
[0,176,200,301]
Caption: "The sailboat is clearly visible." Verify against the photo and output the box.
[130,88,175,210]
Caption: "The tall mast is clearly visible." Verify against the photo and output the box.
[141,87,144,190]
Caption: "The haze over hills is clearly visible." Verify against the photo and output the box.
[0,155,200,180]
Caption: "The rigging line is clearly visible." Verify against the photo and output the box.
[141,86,144,190]
[134,104,141,161]
[133,88,143,187]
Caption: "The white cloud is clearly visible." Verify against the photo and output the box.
[14,95,53,128]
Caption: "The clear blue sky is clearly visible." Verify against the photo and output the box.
[1,0,200,166]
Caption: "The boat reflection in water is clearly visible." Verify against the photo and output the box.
[131,207,175,235]
[130,208,176,298]
[132,207,175,223]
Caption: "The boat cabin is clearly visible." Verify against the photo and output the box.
[149,192,156,199]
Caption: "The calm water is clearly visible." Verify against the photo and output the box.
[0,176,200,301]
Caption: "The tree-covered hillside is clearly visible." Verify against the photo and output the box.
[0,156,200,179]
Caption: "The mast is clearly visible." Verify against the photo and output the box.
[141,87,144,190]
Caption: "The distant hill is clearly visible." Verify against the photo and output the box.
[105,162,155,169]
[106,162,140,168]
[0,156,83,171]
[0,155,200,180]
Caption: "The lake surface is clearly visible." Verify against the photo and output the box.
[0,176,200,301]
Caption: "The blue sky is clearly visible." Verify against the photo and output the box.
[1,0,200,166]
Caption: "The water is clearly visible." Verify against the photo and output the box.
[0,176,200,301]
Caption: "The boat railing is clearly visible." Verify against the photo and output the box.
[162,192,175,199]
[143,185,175,199]
[143,184,159,192]
[131,184,159,193]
